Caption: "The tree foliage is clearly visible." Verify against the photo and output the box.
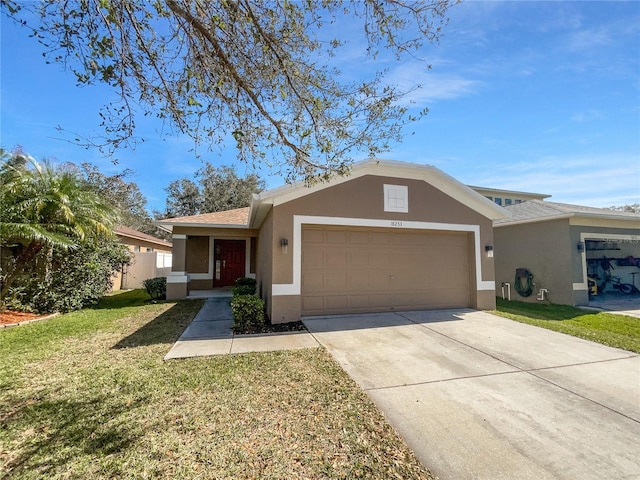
[4,236,130,313]
[161,163,265,218]
[0,151,126,311]
[609,204,640,214]
[2,0,454,182]
[163,178,202,218]
[77,163,158,236]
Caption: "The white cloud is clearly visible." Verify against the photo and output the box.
[571,109,606,123]
[462,154,640,208]
[386,62,482,106]
[565,27,615,53]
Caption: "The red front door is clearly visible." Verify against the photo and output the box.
[215,240,246,287]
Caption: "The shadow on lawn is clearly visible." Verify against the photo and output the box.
[112,301,201,349]
[2,394,143,477]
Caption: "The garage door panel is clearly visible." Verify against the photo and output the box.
[302,272,325,290]
[348,272,370,290]
[349,249,369,266]
[301,296,324,312]
[370,231,391,244]
[303,228,324,243]
[302,226,471,315]
[326,230,347,244]
[370,252,392,267]
[325,272,347,289]
[348,231,370,244]
[348,295,370,309]
[325,250,348,266]
[325,295,348,310]
[303,250,324,267]
[368,272,392,290]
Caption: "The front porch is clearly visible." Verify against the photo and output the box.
[166,228,258,300]
[186,288,233,299]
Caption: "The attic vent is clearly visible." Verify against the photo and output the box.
[384,184,408,213]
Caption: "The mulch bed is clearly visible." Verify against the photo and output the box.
[0,310,55,327]
[234,321,307,335]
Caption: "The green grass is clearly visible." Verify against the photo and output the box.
[493,298,640,353]
[0,290,433,479]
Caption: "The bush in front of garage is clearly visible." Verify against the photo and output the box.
[230,294,265,331]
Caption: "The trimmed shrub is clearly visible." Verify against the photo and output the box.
[230,294,265,330]
[143,277,167,300]
[232,277,257,296]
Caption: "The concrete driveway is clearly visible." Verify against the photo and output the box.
[303,309,640,480]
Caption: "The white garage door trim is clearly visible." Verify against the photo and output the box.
[272,215,493,296]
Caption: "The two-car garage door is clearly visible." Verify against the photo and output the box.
[301,226,472,316]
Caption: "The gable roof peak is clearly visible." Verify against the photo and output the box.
[248,158,509,227]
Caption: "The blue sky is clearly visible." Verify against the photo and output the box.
[1,1,639,213]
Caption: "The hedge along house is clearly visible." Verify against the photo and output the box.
[157,160,509,323]
[493,201,640,306]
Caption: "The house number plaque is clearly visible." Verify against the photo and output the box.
[390,221,403,227]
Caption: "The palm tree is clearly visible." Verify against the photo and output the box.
[0,153,119,304]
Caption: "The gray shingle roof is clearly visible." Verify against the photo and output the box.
[495,200,640,225]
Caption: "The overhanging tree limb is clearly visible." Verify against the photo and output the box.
[2,0,455,182]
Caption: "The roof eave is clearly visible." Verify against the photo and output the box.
[253,158,511,221]
[154,220,250,230]
[495,212,640,227]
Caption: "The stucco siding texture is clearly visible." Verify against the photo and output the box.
[186,236,209,274]
[257,208,275,319]
[494,219,574,304]
[266,174,494,321]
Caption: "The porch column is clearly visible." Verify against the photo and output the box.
[167,234,190,299]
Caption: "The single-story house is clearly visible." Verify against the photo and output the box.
[156,159,509,323]
[112,226,173,290]
[494,200,640,305]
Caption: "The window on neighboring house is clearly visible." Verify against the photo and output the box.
[383,184,409,213]
[146,247,153,252]
[515,199,523,204]
[494,197,503,206]
[133,245,141,252]
[505,198,513,205]
[485,196,493,201]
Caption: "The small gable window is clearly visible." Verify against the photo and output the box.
[384,184,408,213]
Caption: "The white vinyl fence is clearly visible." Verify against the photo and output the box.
[113,251,173,290]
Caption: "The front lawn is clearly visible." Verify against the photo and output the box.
[0,290,433,479]
[493,298,640,353]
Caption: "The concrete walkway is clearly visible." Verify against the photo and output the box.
[164,297,319,359]
[303,309,640,480]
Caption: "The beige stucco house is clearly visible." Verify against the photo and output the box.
[157,159,509,323]
[112,226,173,290]
[494,201,640,306]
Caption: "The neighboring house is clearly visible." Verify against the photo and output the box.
[494,200,640,306]
[156,159,508,323]
[112,226,173,290]
[469,186,550,206]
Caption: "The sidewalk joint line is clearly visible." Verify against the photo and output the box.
[393,311,640,424]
